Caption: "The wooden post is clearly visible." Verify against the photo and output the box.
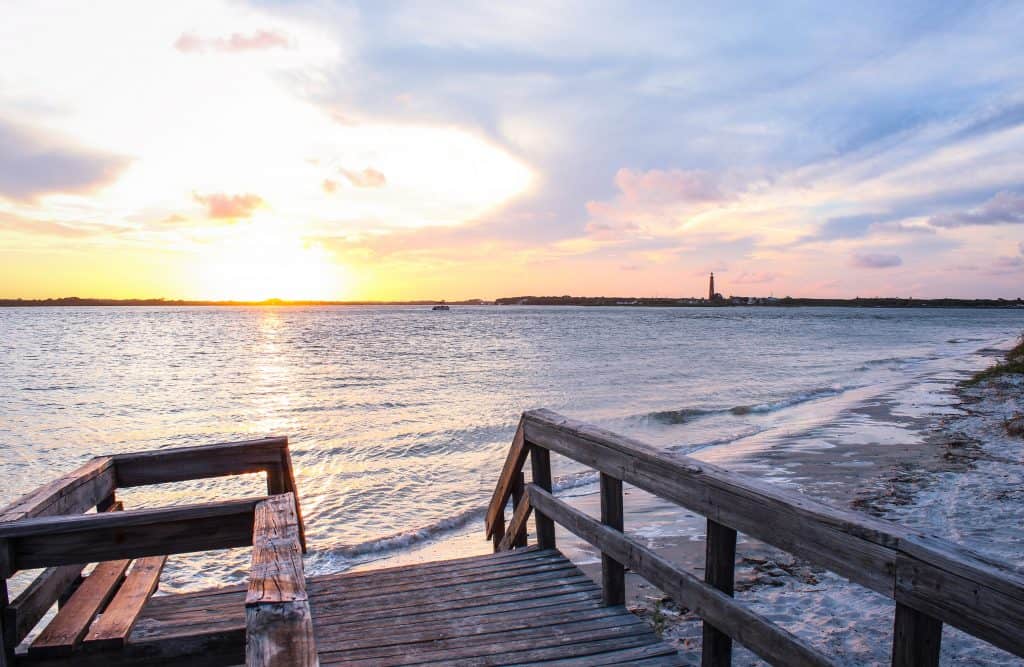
[530,445,556,549]
[892,602,942,667]
[701,519,737,667]
[0,540,13,667]
[599,473,625,606]
[96,493,117,513]
[511,472,528,548]
[490,511,506,553]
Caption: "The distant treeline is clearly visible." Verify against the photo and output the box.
[2,296,1023,309]
[494,296,1024,308]
[0,297,486,307]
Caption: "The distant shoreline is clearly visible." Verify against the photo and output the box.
[1,296,1023,309]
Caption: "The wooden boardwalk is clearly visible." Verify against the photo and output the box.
[2,412,1024,665]
[126,546,680,666]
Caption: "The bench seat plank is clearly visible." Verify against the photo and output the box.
[28,559,130,658]
[84,555,167,650]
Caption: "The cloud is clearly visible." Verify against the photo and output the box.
[174,30,290,54]
[994,256,1023,269]
[193,192,264,219]
[797,214,877,243]
[0,213,118,237]
[0,120,128,201]
[851,252,902,268]
[339,168,387,188]
[613,168,725,205]
[732,271,779,284]
[322,179,339,194]
[1019,241,1024,255]
[929,191,1024,228]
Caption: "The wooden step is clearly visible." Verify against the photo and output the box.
[28,558,131,658]
[84,555,167,650]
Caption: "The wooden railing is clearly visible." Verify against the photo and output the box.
[486,409,1024,666]
[0,436,308,667]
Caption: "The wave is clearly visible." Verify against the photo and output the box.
[635,385,850,426]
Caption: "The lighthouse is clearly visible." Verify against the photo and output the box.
[708,272,715,301]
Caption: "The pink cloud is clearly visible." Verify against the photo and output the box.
[193,192,264,219]
[929,190,1024,228]
[340,168,387,188]
[733,271,779,284]
[613,168,725,205]
[174,30,290,54]
[322,179,338,194]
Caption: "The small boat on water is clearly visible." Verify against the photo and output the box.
[432,304,450,311]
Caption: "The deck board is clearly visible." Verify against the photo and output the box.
[21,548,679,666]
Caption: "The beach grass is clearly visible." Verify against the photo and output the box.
[964,333,1024,386]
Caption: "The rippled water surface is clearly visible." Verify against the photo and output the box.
[2,305,1022,591]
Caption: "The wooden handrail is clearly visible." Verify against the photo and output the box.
[0,497,263,574]
[491,409,1024,664]
[246,493,317,667]
[527,484,833,666]
[0,457,115,523]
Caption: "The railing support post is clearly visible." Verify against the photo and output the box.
[530,445,556,549]
[701,519,737,667]
[892,602,942,667]
[491,511,506,553]
[511,472,528,548]
[599,473,625,606]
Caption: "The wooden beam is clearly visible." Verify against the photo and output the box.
[0,458,115,524]
[485,421,529,539]
[0,497,261,571]
[891,602,942,667]
[112,437,288,487]
[246,493,316,667]
[498,492,532,552]
[527,483,834,667]
[5,501,124,646]
[521,408,1024,659]
[530,444,556,549]
[701,519,737,667]
[599,473,625,607]
[511,472,528,548]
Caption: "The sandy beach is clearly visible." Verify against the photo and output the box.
[609,343,1024,665]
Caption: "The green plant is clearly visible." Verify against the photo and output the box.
[964,334,1024,386]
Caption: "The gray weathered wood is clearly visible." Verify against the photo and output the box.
[498,490,533,552]
[511,471,528,548]
[485,422,529,539]
[600,473,625,606]
[891,602,941,667]
[527,484,834,667]
[701,519,737,667]
[530,443,556,549]
[246,493,316,667]
[520,408,1024,659]
[0,457,115,525]
[112,437,289,487]
[0,497,261,571]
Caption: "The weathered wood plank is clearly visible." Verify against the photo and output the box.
[701,519,737,667]
[511,471,528,548]
[28,559,130,658]
[891,602,941,667]
[599,473,625,606]
[527,484,834,667]
[247,494,305,605]
[246,602,317,667]
[0,457,115,524]
[84,555,167,649]
[112,437,289,487]
[498,489,533,552]
[277,443,308,553]
[522,408,1024,659]
[530,443,556,549]
[245,493,315,667]
[485,421,529,539]
[6,501,124,645]
[0,497,261,570]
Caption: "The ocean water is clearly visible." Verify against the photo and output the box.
[1,305,1022,593]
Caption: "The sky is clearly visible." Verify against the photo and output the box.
[2,1,1024,300]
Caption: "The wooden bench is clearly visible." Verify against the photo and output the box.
[27,555,166,659]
